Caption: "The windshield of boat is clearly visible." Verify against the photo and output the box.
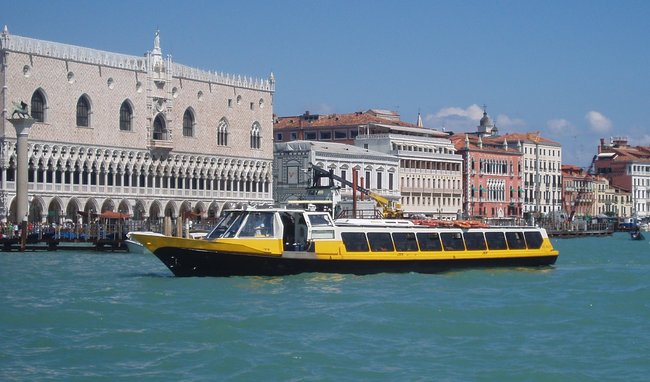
[206,211,245,239]
[307,213,334,227]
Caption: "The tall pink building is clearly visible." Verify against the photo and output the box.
[451,132,523,219]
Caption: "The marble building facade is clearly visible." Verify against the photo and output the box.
[0,27,275,224]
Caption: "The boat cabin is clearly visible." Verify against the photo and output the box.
[205,208,335,251]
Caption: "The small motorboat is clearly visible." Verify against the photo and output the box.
[125,231,164,254]
[630,228,645,241]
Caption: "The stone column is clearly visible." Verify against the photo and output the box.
[6,118,35,225]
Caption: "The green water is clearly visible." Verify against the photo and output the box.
[1,232,649,381]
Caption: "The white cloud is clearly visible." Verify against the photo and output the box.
[425,104,526,132]
[434,104,484,120]
[585,111,612,133]
[547,118,576,135]
[496,114,526,128]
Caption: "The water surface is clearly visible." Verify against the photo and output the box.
[1,232,649,381]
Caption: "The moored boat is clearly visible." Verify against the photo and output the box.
[131,207,559,277]
[125,231,164,254]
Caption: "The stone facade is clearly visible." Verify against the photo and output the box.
[594,137,650,218]
[451,132,523,219]
[273,140,400,215]
[274,109,463,219]
[354,123,463,219]
[502,133,562,216]
[592,176,632,218]
[561,165,594,219]
[0,28,274,224]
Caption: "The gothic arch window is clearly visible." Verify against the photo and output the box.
[76,94,91,127]
[119,100,133,131]
[183,108,194,137]
[217,117,229,146]
[250,122,261,149]
[31,89,46,122]
[153,113,167,140]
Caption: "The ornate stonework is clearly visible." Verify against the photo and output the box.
[0,27,275,223]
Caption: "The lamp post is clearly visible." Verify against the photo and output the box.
[7,112,35,251]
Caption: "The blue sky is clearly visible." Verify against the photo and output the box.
[3,0,649,166]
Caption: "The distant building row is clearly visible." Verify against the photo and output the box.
[273,109,567,220]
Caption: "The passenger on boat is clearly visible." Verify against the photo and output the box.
[240,212,274,237]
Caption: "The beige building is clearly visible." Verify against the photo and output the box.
[0,27,275,224]
[503,133,562,217]
[274,109,463,219]
[355,123,463,219]
[592,176,632,217]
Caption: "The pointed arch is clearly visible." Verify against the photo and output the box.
[183,108,195,137]
[76,94,92,127]
[149,200,163,220]
[153,113,167,140]
[65,197,82,221]
[164,200,178,218]
[119,99,134,131]
[116,199,131,215]
[250,121,261,149]
[29,196,46,223]
[217,117,229,146]
[47,197,65,224]
[101,198,116,212]
[31,88,47,122]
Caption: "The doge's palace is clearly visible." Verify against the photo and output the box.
[0,26,275,224]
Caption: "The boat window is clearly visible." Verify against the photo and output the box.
[485,231,508,250]
[308,214,333,227]
[223,213,247,238]
[341,232,369,252]
[417,232,442,251]
[463,232,487,251]
[393,232,419,252]
[524,231,543,249]
[505,231,527,249]
[440,232,466,251]
[207,211,244,239]
[238,212,275,238]
[368,232,395,252]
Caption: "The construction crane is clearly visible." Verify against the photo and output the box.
[568,154,597,221]
[310,165,403,218]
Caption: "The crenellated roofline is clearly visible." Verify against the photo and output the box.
[0,30,275,93]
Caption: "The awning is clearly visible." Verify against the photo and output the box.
[182,211,202,219]
[98,211,129,219]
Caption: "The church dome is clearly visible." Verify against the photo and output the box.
[480,111,492,127]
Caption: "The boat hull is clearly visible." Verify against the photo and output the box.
[152,247,558,277]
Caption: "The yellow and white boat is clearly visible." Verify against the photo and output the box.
[131,207,559,277]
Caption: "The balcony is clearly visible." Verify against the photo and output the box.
[148,139,173,153]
